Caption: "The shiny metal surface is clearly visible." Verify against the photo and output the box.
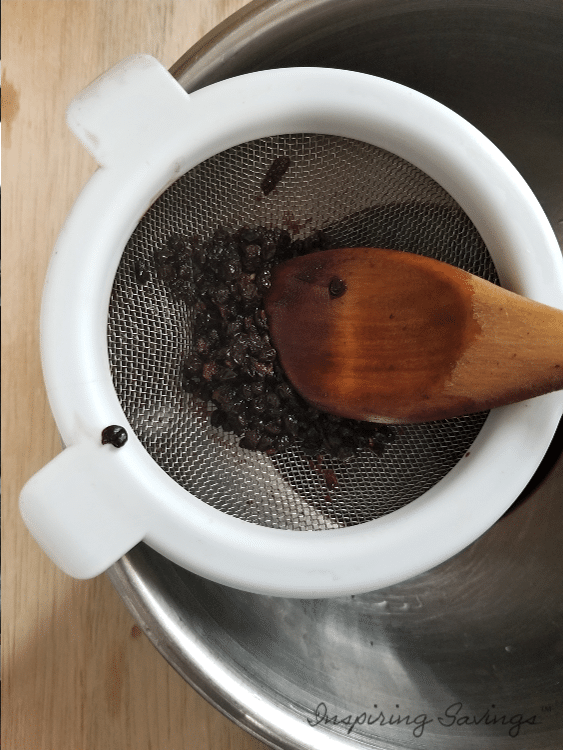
[109,440,563,749]
[108,1,563,747]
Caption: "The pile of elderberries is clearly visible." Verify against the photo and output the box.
[153,226,394,459]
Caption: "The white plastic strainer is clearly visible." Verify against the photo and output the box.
[20,55,563,597]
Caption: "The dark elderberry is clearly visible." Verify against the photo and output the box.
[134,261,150,285]
[101,425,128,448]
[261,155,291,195]
[328,277,347,298]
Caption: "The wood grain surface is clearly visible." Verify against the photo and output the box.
[2,2,270,748]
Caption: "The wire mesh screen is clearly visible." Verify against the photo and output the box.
[107,134,497,530]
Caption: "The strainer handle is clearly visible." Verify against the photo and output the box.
[20,442,150,578]
[66,53,194,168]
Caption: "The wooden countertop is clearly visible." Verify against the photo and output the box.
[2,2,270,748]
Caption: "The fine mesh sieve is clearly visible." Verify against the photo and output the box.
[108,133,497,531]
[22,57,562,593]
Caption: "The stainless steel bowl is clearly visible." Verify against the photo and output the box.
[107,1,563,747]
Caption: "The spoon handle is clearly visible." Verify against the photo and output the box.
[446,276,563,414]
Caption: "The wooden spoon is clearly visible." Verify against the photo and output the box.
[264,247,563,423]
